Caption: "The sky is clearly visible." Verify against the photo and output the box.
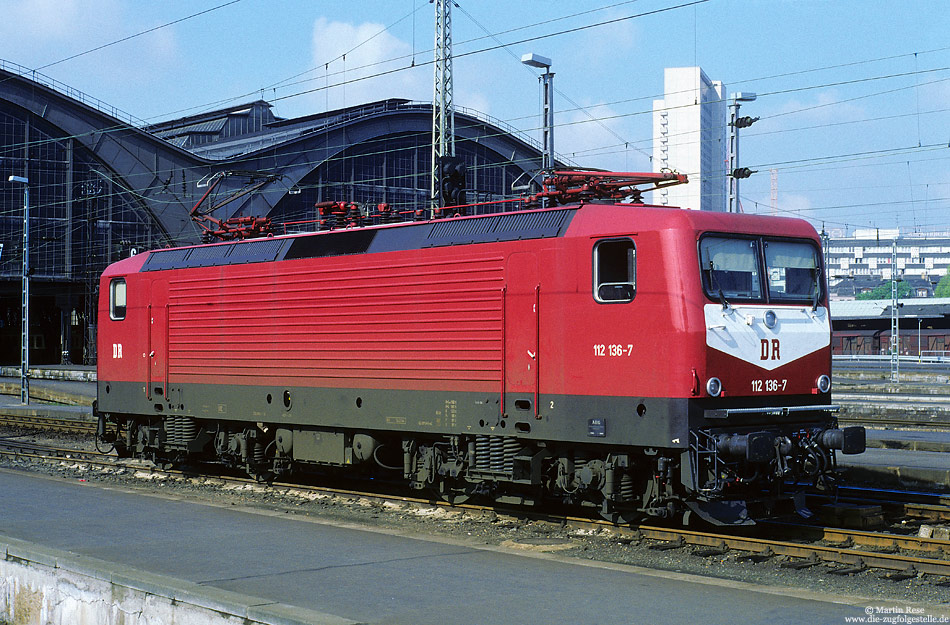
[1,0,948,236]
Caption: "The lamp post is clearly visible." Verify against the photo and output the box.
[820,225,831,294]
[8,175,29,404]
[521,53,554,206]
[728,92,758,213]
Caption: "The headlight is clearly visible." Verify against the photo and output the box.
[817,374,831,393]
[706,377,722,397]
[764,310,777,329]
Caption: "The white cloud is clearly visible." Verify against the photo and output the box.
[775,192,813,219]
[918,77,950,108]
[0,0,132,63]
[0,0,181,109]
[767,89,867,130]
[309,17,429,111]
[554,102,649,171]
[0,0,85,42]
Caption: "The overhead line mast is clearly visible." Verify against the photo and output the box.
[431,0,456,213]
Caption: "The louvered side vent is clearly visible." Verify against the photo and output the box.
[424,209,574,248]
[186,244,231,261]
[141,248,191,271]
[228,238,284,263]
[141,238,287,271]
[428,217,498,240]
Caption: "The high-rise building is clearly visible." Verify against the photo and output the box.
[827,229,950,283]
[652,67,727,211]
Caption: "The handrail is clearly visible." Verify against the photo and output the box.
[0,58,148,128]
[833,353,950,364]
[1,59,576,165]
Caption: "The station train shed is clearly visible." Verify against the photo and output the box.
[0,62,552,366]
[831,298,950,357]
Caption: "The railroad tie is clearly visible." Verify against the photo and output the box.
[691,541,729,558]
[736,547,775,563]
[781,553,820,570]
[882,565,917,582]
[829,558,867,576]
[648,536,685,551]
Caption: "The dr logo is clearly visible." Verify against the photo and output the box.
[112,343,123,359]
[760,339,780,361]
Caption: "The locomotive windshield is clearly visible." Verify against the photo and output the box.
[700,235,820,304]
[700,237,762,300]
[764,240,820,301]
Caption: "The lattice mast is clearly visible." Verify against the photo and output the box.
[430,0,455,211]
[890,239,900,382]
[770,168,778,216]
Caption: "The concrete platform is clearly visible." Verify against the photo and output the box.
[0,384,94,422]
[0,365,95,383]
[0,375,95,411]
[838,429,950,493]
[0,469,898,625]
[839,447,950,493]
[867,429,950,453]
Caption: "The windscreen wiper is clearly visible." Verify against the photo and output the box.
[707,260,730,311]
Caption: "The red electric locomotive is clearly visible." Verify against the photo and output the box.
[95,171,864,525]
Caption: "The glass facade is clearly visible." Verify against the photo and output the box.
[1,90,542,366]
[0,107,163,364]
[270,132,523,228]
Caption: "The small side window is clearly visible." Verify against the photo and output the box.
[594,239,635,303]
[110,278,127,320]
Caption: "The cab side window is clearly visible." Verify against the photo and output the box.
[110,278,127,320]
[594,238,635,303]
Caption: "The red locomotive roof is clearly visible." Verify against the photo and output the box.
[109,202,818,278]
[104,199,819,280]
[100,250,149,277]
[565,202,819,241]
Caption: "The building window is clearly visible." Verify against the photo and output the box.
[594,239,635,303]
[110,278,127,320]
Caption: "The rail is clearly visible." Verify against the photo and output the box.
[0,414,97,435]
[833,353,950,365]
[921,350,950,363]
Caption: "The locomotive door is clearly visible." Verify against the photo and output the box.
[504,252,540,417]
[147,279,169,401]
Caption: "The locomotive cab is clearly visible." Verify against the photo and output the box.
[684,230,865,523]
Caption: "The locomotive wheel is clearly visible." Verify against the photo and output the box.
[155,455,177,471]
[599,504,643,526]
[246,465,275,484]
[113,442,132,458]
[435,479,473,505]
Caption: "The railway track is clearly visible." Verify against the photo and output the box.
[837,416,950,430]
[2,438,949,582]
[617,523,950,579]
[0,437,111,462]
[0,414,97,435]
[837,390,950,403]
[833,388,950,430]
[828,486,950,523]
